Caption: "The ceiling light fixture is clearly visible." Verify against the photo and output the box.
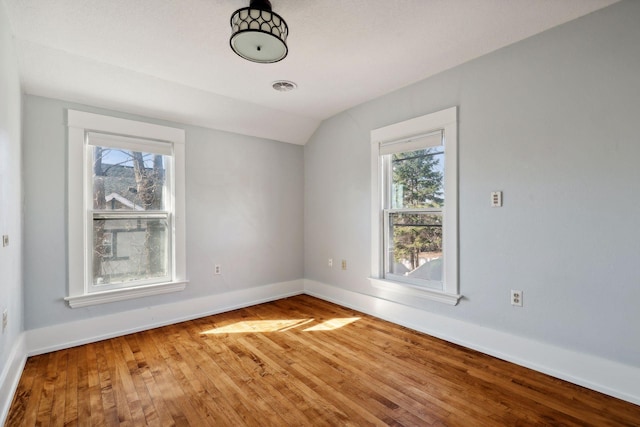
[230,0,288,64]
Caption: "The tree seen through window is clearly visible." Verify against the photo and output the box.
[389,148,444,278]
[92,146,169,286]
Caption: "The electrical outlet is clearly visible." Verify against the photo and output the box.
[341,259,347,270]
[2,235,8,247]
[328,258,333,267]
[2,309,7,333]
[511,290,523,307]
[214,265,221,275]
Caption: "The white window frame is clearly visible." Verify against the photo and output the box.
[66,110,187,308]
[370,107,460,305]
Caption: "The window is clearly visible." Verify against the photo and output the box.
[370,107,460,305]
[66,110,187,308]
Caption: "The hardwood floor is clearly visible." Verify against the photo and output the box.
[6,295,640,426]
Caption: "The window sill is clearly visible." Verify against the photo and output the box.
[65,281,188,308]
[369,278,461,306]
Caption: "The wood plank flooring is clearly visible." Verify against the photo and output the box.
[6,295,640,426]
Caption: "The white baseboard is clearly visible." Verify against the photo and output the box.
[6,277,638,418]
[26,279,304,356]
[0,333,27,427]
[304,279,640,406]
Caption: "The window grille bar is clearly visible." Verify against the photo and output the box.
[385,208,442,214]
[391,224,442,228]
[92,211,169,220]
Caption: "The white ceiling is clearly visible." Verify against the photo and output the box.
[4,0,619,145]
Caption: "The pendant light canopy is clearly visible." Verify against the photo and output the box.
[230,0,289,63]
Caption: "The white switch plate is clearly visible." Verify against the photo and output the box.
[491,191,503,207]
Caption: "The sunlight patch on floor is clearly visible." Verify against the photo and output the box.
[202,319,312,334]
[303,317,361,331]
[201,317,360,334]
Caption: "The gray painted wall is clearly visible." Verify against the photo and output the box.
[304,0,640,367]
[0,0,23,373]
[23,96,304,329]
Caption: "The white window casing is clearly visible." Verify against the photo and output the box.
[370,107,460,305]
[66,110,187,308]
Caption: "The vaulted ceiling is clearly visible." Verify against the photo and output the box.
[5,0,618,144]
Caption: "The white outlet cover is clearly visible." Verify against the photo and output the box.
[511,289,523,307]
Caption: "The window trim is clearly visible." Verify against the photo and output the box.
[370,107,460,305]
[66,110,187,308]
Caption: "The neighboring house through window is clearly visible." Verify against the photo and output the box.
[370,107,460,305]
[66,110,187,307]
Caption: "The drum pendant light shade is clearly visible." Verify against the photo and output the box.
[230,0,289,63]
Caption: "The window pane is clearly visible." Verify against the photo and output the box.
[93,217,169,286]
[101,232,113,258]
[391,148,444,209]
[387,212,443,282]
[92,146,168,211]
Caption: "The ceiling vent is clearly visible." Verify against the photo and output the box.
[272,80,297,92]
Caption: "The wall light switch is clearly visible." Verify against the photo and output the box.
[2,235,8,247]
[491,191,503,207]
